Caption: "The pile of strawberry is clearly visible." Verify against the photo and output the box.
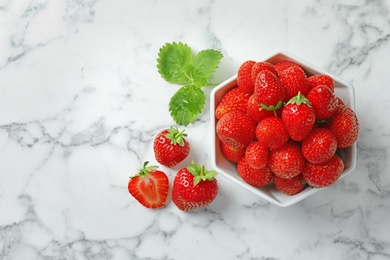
[215,59,359,195]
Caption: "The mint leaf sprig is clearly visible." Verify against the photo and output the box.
[157,42,223,126]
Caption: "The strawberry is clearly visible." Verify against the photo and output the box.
[237,60,256,94]
[251,61,278,83]
[216,110,257,149]
[253,70,285,110]
[172,161,218,211]
[324,104,359,148]
[307,74,334,91]
[215,87,249,119]
[274,60,302,75]
[154,126,190,168]
[303,155,344,188]
[269,140,306,179]
[237,157,273,187]
[279,66,310,101]
[245,141,269,169]
[302,128,337,164]
[256,116,289,149]
[128,161,169,209]
[220,141,246,163]
[273,174,306,196]
[246,94,280,123]
[282,92,316,141]
[306,85,338,120]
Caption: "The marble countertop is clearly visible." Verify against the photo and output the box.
[1,0,390,259]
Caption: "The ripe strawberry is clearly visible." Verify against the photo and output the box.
[216,110,257,149]
[274,60,302,75]
[154,126,190,168]
[253,70,285,109]
[279,66,310,101]
[237,157,273,187]
[172,161,218,211]
[237,60,256,94]
[251,61,278,83]
[303,155,344,188]
[269,140,306,179]
[246,94,280,123]
[256,116,289,149]
[282,92,316,141]
[245,141,269,169]
[274,174,306,196]
[307,74,334,91]
[306,85,338,120]
[324,104,359,148]
[302,128,337,164]
[128,161,169,209]
[220,141,246,163]
[215,87,249,119]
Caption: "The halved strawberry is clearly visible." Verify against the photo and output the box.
[128,161,169,209]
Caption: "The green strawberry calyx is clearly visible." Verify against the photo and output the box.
[164,126,188,146]
[260,100,283,116]
[132,161,159,178]
[186,161,218,186]
[286,91,312,106]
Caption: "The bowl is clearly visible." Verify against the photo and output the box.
[210,50,357,207]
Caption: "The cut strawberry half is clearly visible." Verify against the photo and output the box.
[128,161,169,209]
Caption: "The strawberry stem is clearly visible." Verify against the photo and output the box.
[132,161,159,178]
[186,161,218,186]
[164,126,188,146]
[286,91,311,106]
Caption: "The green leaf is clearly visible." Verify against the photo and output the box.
[191,49,223,87]
[157,42,193,85]
[169,85,205,126]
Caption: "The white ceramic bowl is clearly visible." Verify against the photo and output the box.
[210,50,357,207]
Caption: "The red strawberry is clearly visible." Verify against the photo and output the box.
[251,61,278,83]
[237,60,256,94]
[256,116,290,149]
[279,66,310,101]
[269,140,306,179]
[215,87,249,119]
[302,128,337,164]
[274,60,302,75]
[245,141,269,169]
[306,85,338,120]
[220,141,246,163]
[246,94,280,123]
[324,104,359,148]
[154,126,190,167]
[216,110,257,149]
[237,157,273,187]
[274,174,306,196]
[128,161,169,209]
[282,92,316,141]
[253,70,285,110]
[307,74,334,91]
[303,155,344,188]
[172,161,218,211]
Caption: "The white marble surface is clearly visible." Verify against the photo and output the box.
[1,0,390,259]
